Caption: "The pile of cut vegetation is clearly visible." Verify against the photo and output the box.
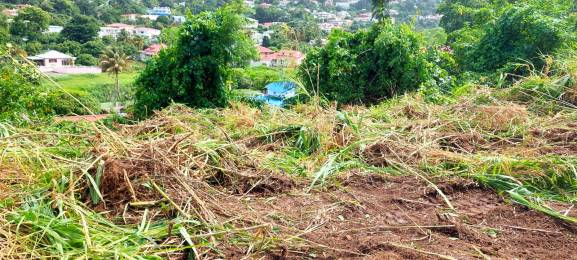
[1,81,577,258]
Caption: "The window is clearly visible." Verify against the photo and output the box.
[49,59,57,63]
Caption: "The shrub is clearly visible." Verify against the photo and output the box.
[47,90,101,115]
[76,54,98,66]
[298,22,437,104]
[0,45,50,121]
[469,6,568,73]
[230,66,290,91]
[132,1,257,118]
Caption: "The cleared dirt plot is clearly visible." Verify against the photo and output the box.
[1,87,577,259]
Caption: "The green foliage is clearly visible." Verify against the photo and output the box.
[469,6,568,73]
[75,53,98,65]
[9,6,51,42]
[0,45,52,121]
[231,66,293,90]
[298,22,438,104]
[0,13,8,44]
[61,15,100,43]
[421,27,448,46]
[133,1,257,118]
[440,1,577,75]
[437,0,504,33]
[47,90,101,115]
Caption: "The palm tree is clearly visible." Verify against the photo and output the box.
[100,48,132,111]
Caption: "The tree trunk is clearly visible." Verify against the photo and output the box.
[115,71,120,113]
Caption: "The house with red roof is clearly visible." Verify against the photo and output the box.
[139,44,166,61]
[253,46,305,68]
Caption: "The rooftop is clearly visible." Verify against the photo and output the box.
[28,50,75,60]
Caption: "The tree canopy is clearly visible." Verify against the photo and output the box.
[133,1,257,118]
[61,15,100,43]
[298,22,439,104]
[9,7,51,42]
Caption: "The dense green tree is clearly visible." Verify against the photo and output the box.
[437,0,504,33]
[9,7,51,42]
[24,41,43,54]
[287,11,321,43]
[299,22,439,104]
[52,0,81,15]
[82,39,106,57]
[254,5,286,23]
[76,53,98,65]
[371,0,393,21]
[61,15,100,43]
[0,45,49,120]
[133,1,257,118]
[262,35,271,47]
[154,15,173,29]
[0,13,9,44]
[468,6,568,72]
[52,40,83,57]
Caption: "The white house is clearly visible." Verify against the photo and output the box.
[133,27,161,39]
[28,50,75,68]
[173,16,186,23]
[99,23,160,40]
[28,50,101,74]
[99,23,135,38]
[147,7,171,16]
[44,25,64,34]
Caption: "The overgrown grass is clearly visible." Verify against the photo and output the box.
[2,54,577,257]
[49,73,138,103]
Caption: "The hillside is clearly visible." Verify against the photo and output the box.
[1,83,577,258]
[1,0,577,258]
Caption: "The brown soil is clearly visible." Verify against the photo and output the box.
[438,132,486,153]
[529,127,577,155]
[216,173,577,259]
[362,140,422,167]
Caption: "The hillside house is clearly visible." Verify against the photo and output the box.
[99,23,160,40]
[270,50,305,67]
[253,47,304,68]
[139,44,165,61]
[28,50,75,68]
[147,7,171,16]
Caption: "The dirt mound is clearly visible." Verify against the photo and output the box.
[217,173,577,259]
[438,132,486,153]
[531,127,577,143]
[207,170,296,195]
[362,140,422,167]
[529,127,577,155]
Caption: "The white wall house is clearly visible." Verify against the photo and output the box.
[133,27,161,39]
[44,25,64,34]
[28,50,75,68]
[147,7,171,16]
[98,23,160,40]
[28,50,101,74]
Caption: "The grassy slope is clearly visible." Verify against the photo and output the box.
[52,73,138,92]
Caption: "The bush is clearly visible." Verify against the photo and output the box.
[76,54,98,66]
[469,6,568,73]
[298,22,437,104]
[133,1,257,118]
[47,90,101,115]
[0,45,50,121]
[231,66,291,91]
